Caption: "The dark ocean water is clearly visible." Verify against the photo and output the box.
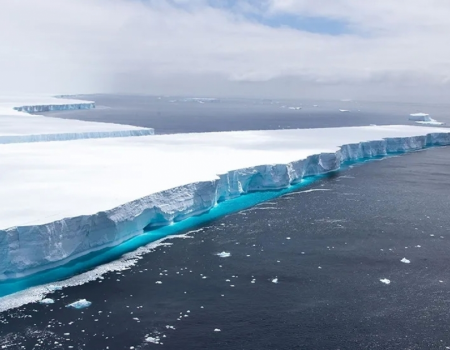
[43,94,450,133]
[2,96,450,349]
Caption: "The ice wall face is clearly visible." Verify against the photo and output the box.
[13,102,95,113]
[0,129,154,144]
[1,130,450,280]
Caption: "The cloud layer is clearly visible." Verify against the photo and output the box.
[1,0,450,101]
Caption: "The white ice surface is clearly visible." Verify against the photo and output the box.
[1,125,450,277]
[0,96,154,143]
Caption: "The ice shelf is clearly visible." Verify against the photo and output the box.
[0,125,449,279]
[0,96,154,143]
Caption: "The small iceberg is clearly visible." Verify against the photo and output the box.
[271,278,278,284]
[216,252,231,258]
[380,278,391,285]
[66,299,92,309]
[339,109,350,112]
[400,258,410,264]
[40,298,55,305]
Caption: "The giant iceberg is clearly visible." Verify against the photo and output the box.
[0,125,450,279]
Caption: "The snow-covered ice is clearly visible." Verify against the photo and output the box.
[400,258,411,264]
[66,299,92,309]
[1,125,450,279]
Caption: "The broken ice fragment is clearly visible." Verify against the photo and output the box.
[216,252,231,258]
[66,299,92,309]
[400,258,410,264]
[40,298,55,304]
[380,279,391,285]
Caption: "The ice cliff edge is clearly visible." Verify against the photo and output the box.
[0,128,449,280]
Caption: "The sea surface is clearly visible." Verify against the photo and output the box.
[1,96,450,349]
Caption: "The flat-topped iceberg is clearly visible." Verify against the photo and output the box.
[0,125,450,279]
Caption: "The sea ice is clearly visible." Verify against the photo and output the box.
[380,279,391,285]
[400,258,411,264]
[66,299,92,309]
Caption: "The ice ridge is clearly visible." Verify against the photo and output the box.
[1,132,450,279]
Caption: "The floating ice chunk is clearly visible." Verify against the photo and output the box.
[66,299,92,309]
[145,337,160,344]
[380,279,391,285]
[400,258,410,264]
[216,252,231,258]
[214,329,221,332]
[155,281,162,284]
[40,298,55,304]
[339,109,350,112]
[271,278,278,284]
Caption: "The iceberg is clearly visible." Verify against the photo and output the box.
[409,113,444,126]
[0,96,154,143]
[0,125,450,281]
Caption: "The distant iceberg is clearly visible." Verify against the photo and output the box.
[409,113,444,125]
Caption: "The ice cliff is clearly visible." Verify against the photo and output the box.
[0,129,154,144]
[13,101,95,113]
[1,131,450,279]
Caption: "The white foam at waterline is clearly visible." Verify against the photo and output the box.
[0,233,192,312]
[380,278,391,285]
[66,299,91,309]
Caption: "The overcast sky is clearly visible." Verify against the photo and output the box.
[1,0,450,101]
